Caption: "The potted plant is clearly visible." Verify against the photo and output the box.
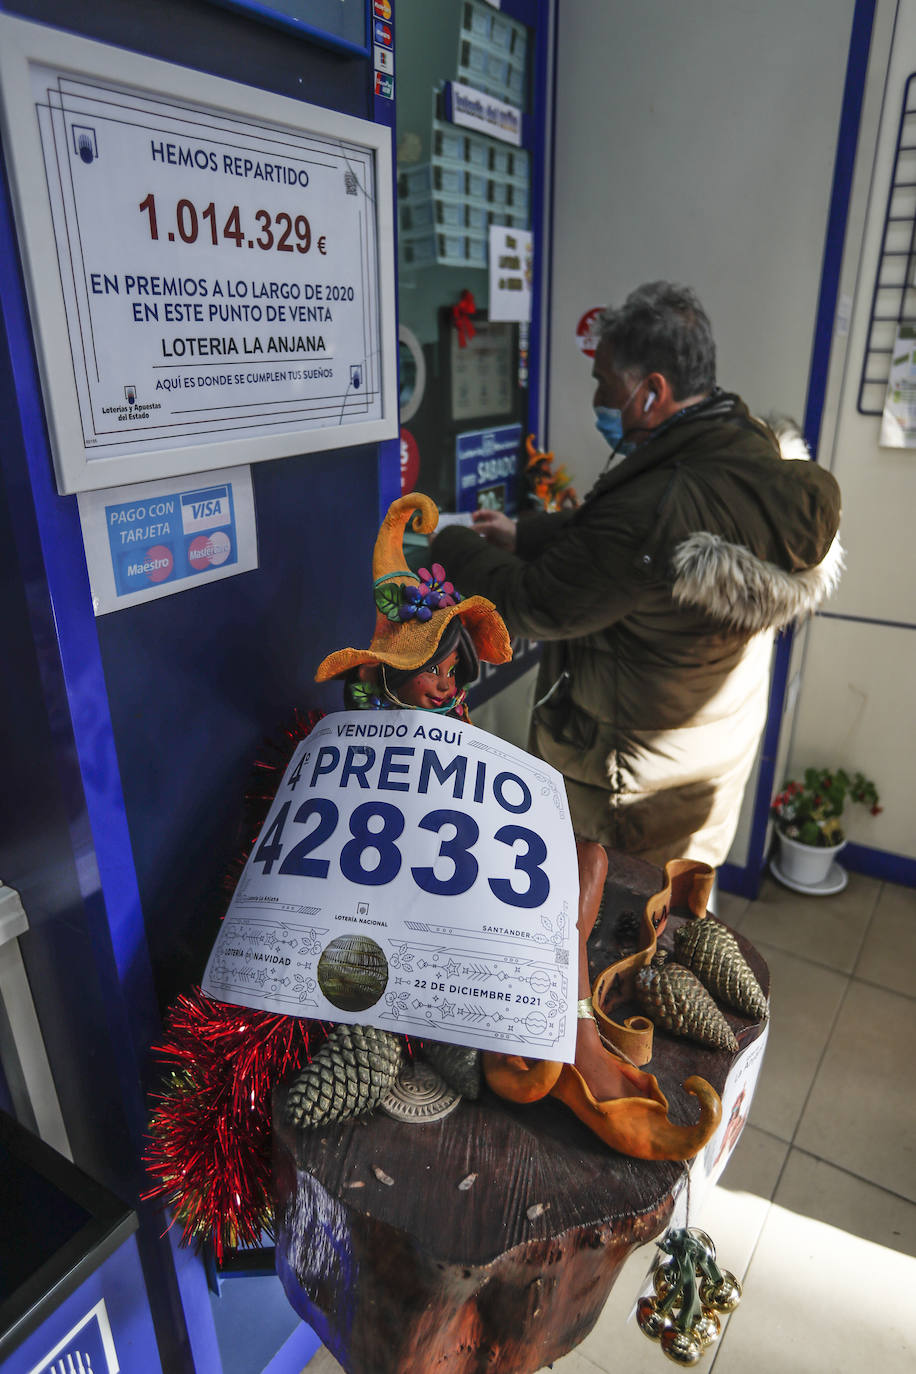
[770,768,882,892]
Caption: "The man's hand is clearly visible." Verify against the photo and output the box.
[471,509,517,552]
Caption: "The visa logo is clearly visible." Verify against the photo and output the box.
[181,485,231,534]
[191,499,223,519]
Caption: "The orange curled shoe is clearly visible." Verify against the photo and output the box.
[483,1051,722,1161]
[549,1063,722,1162]
[482,1052,563,1103]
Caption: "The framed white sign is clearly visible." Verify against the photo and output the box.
[0,16,398,493]
[202,711,580,1062]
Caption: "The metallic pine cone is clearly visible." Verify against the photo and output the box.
[674,918,769,1022]
[635,961,739,1053]
[421,1041,482,1099]
[283,1023,404,1128]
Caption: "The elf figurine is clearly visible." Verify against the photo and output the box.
[313,491,511,719]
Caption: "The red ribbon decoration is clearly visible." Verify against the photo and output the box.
[451,289,477,348]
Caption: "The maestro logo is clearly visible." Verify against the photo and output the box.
[120,544,174,588]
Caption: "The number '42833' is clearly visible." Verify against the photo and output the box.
[250,799,549,909]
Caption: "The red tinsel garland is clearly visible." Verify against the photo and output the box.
[143,989,325,1262]
[143,709,326,1262]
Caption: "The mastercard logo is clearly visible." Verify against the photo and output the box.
[188,530,231,569]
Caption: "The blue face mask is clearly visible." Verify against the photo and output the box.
[594,382,643,455]
[594,405,631,454]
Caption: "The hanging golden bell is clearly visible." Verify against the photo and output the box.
[660,1328,703,1365]
[653,1259,678,1300]
[699,1271,742,1312]
[636,1295,673,1340]
[691,1309,721,1347]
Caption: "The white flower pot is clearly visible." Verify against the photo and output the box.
[774,831,846,888]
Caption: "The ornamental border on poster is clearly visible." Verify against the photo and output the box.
[0,15,397,494]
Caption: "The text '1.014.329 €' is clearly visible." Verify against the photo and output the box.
[138,195,328,254]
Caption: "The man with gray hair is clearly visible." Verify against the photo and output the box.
[431,281,843,868]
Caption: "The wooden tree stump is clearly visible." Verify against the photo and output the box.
[273,851,768,1374]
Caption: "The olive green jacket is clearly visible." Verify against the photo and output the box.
[432,395,843,866]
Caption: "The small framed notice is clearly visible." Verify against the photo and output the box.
[0,15,397,493]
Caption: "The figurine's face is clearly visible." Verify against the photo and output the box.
[398,649,460,710]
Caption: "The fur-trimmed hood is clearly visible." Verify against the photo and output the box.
[670,528,844,633]
[667,414,843,633]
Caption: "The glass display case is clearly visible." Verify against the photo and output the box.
[395,0,542,516]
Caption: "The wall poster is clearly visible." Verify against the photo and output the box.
[0,16,397,494]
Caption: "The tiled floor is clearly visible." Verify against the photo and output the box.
[302,873,916,1374]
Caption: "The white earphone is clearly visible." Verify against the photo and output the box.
[643,391,656,413]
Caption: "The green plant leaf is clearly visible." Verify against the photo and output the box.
[349,680,378,707]
[374,583,403,622]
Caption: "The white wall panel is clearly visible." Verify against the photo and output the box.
[549,0,856,494]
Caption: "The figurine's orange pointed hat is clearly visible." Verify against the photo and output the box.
[315,494,512,681]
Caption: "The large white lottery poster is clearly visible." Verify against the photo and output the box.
[0,19,396,491]
[202,712,580,1062]
[33,72,383,464]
